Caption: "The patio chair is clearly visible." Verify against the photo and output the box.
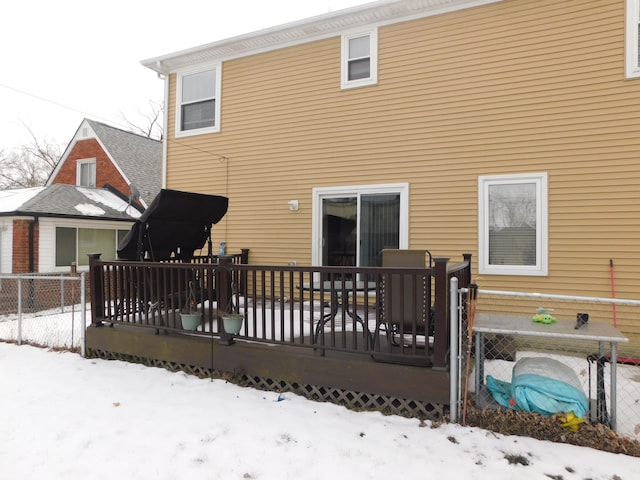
[378,249,432,348]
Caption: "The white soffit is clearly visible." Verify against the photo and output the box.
[142,0,502,73]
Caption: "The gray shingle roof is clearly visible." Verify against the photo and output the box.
[85,119,162,205]
[4,184,141,221]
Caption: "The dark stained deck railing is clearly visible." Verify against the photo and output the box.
[88,253,471,368]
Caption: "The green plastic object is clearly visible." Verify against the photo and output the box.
[532,308,556,324]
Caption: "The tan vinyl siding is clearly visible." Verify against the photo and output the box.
[164,0,640,343]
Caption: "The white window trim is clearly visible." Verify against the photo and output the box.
[312,183,408,267]
[478,172,548,276]
[52,223,131,271]
[76,158,96,187]
[341,28,378,90]
[175,62,222,138]
[626,0,640,78]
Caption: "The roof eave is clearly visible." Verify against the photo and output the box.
[0,211,138,222]
[141,0,502,74]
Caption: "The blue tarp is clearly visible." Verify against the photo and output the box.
[486,357,589,418]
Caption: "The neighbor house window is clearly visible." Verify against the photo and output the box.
[478,173,548,276]
[626,0,640,78]
[176,63,222,136]
[56,227,128,267]
[341,29,378,89]
[76,159,96,187]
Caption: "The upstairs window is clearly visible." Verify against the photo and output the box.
[478,173,548,276]
[341,29,378,89]
[176,64,221,136]
[626,0,640,78]
[77,159,96,187]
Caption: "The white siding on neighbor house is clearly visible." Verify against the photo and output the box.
[38,218,134,273]
[0,219,13,274]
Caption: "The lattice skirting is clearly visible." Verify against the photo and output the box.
[88,348,445,419]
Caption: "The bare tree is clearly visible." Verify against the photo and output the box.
[118,99,164,140]
[1,100,163,190]
[0,123,61,189]
[488,184,536,230]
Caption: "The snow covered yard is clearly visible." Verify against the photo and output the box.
[1,341,639,480]
[0,304,89,351]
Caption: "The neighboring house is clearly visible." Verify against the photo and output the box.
[0,184,142,273]
[0,119,161,273]
[141,1,640,342]
[48,118,162,208]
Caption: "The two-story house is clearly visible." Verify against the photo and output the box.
[141,0,640,348]
[0,119,161,273]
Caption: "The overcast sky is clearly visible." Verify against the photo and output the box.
[0,0,372,154]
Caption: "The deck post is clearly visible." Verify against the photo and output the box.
[217,255,234,344]
[462,253,473,287]
[432,257,450,370]
[88,253,104,326]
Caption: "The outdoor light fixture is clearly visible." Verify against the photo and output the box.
[288,200,299,211]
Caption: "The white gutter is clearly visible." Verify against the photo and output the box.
[141,0,503,74]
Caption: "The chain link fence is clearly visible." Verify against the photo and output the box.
[460,287,640,440]
[0,273,88,355]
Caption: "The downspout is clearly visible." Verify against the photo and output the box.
[27,216,39,310]
[157,60,169,189]
[28,215,39,272]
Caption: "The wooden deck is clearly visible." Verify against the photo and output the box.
[87,325,450,408]
[86,253,472,417]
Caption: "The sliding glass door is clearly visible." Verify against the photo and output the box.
[313,184,408,269]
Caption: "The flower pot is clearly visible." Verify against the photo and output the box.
[180,312,201,331]
[222,314,244,335]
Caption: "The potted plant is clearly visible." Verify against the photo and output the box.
[180,281,201,331]
[221,311,244,335]
[218,298,244,344]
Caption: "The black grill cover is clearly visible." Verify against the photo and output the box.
[117,189,228,261]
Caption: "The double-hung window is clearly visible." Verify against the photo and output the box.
[478,173,548,276]
[76,159,96,187]
[341,29,378,89]
[626,0,640,78]
[176,63,221,136]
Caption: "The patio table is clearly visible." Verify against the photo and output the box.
[299,280,376,346]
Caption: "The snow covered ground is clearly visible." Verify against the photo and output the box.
[1,304,639,478]
[1,341,639,480]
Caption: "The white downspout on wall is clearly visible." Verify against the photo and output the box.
[157,61,169,189]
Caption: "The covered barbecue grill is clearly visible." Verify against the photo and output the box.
[117,189,228,261]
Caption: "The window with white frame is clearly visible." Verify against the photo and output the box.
[176,64,221,136]
[478,173,548,276]
[76,159,96,187]
[626,0,640,78]
[56,227,128,267]
[341,29,378,89]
